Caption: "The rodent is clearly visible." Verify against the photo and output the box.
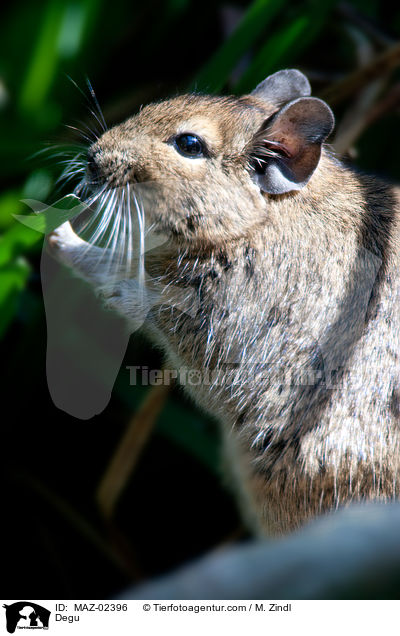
[48,69,400,536]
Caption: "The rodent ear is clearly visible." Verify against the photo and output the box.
[251,69,311,106]
[247,97,335,195]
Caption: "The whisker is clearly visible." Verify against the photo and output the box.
[57,164,86,181]
[95,189,119,252]
[86,76,107,133]
[83,184,108,208]
[116,189,127,270]
[75,118,101,142]
[102,190,123,276]
[145,221,157,236]
[70,186,109,244]
[126,183,133,276]
[118,187,127,274]
[132,187,145,297]
[28,144,87,167]
[66,74,107,135]
[76,181,89,199]
[80,188,114,244]
[64,124,94,145]
[56,152,86,187]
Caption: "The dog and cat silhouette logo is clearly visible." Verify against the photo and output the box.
[2,603,50,633]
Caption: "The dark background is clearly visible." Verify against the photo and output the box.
[2,0,400,598]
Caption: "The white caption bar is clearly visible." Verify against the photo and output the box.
[1,600,399,635]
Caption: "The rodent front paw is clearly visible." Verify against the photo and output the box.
[46,222,85,266]
[47,222,79,249]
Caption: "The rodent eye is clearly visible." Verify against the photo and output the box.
[173,133,205,158]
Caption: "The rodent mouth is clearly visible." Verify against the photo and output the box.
[70,178,149,276]
[84,166,136,191]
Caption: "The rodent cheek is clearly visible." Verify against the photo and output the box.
[131,143,205,184]
[161,145,209,180]
[201,171,267,227]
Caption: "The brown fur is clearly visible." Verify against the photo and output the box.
[50,78,400,535]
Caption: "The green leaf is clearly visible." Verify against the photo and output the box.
[15,194,89,235]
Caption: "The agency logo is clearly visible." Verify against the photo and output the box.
[2,603,51,633]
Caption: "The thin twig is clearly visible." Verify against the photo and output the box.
[96,382,171,519]
[10,468,135,577]
[319,42,400,106]
[333,26,387,154]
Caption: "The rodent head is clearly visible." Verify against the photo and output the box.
[85,70,334,248]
